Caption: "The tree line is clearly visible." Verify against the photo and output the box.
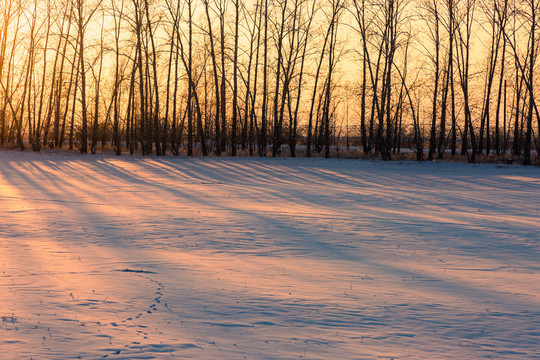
[0,0,539,163]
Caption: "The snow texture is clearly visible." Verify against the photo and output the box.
[1,151,539,359]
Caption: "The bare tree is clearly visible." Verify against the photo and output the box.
[422,0,442,161]
[455,0,477,162]
[493,0,508,155]
[477,0,506,155]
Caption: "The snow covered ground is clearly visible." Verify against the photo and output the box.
[1,151,539,359]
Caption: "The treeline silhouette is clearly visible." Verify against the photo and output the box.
[0,0,538,163]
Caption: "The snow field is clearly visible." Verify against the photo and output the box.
[1,151,539,359]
